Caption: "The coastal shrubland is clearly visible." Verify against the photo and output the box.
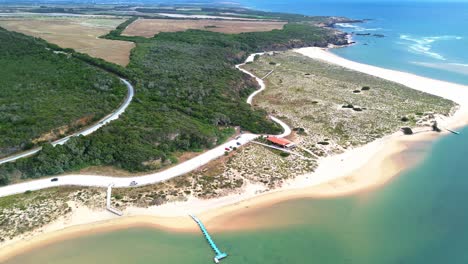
[113,144,315,201]
[0,27,127,159]
[0,17,347,183]
[0,187,103,241]
[242,51,456,155]
[0,140,315,241]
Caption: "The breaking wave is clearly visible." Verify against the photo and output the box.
[335,23,382,32]
[400,35,463,61]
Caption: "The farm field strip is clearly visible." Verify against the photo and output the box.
[123,18,287,37]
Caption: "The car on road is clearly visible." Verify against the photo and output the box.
[236,142,241,146]
[224,148,230,151]
[129,181,138,186]
[51,178,58,182]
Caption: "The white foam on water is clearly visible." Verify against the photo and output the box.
[335,23,382,32]
[400,34,463,61]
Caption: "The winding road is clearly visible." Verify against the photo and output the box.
[0,78,134,165]
[0,54,291,198]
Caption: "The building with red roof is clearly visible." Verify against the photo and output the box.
[266,136,295,148]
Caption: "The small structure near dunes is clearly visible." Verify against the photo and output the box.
[266,136,296,148]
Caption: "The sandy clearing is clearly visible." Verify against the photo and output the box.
[122,18,286,37]
[0,18,135,66]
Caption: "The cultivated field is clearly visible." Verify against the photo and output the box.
[0,17,135,66]
[122,18,287,37]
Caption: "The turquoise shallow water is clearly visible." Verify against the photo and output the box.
[5,127,468,263]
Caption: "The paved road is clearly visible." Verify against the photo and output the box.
[0,78,134,165]
[0,54,291,198]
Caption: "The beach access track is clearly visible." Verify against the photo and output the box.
[106,184,123,216]
[0,53,292,198]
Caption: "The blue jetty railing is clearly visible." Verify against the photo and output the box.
[190,214,228,263]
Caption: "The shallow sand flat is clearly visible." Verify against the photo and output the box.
[2,48,468,261]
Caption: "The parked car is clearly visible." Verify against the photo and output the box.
[236,142,241,146]
[224,148,230,151]
[129,181,138,186]
[51,178,58,182]
[235,136,241,140]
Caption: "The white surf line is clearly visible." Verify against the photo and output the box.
[0,53,290,198]
[0,78,134,165]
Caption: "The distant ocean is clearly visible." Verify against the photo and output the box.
[235,1,468,85]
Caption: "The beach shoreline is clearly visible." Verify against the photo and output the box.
[2,47,468,262]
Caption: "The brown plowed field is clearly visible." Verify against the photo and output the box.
[0,17,135,66]
[122,18,286,37]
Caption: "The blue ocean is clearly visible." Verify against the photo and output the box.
[235,1,468,85]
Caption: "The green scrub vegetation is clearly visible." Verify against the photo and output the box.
[0,28,126,158]
[0,16,348,185]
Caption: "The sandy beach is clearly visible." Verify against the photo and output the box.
[2,47,468,262]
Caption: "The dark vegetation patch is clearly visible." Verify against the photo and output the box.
[352,107,363,112]
[0,27,126,158]
[0,16,347,184]
[401,127,413,135]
